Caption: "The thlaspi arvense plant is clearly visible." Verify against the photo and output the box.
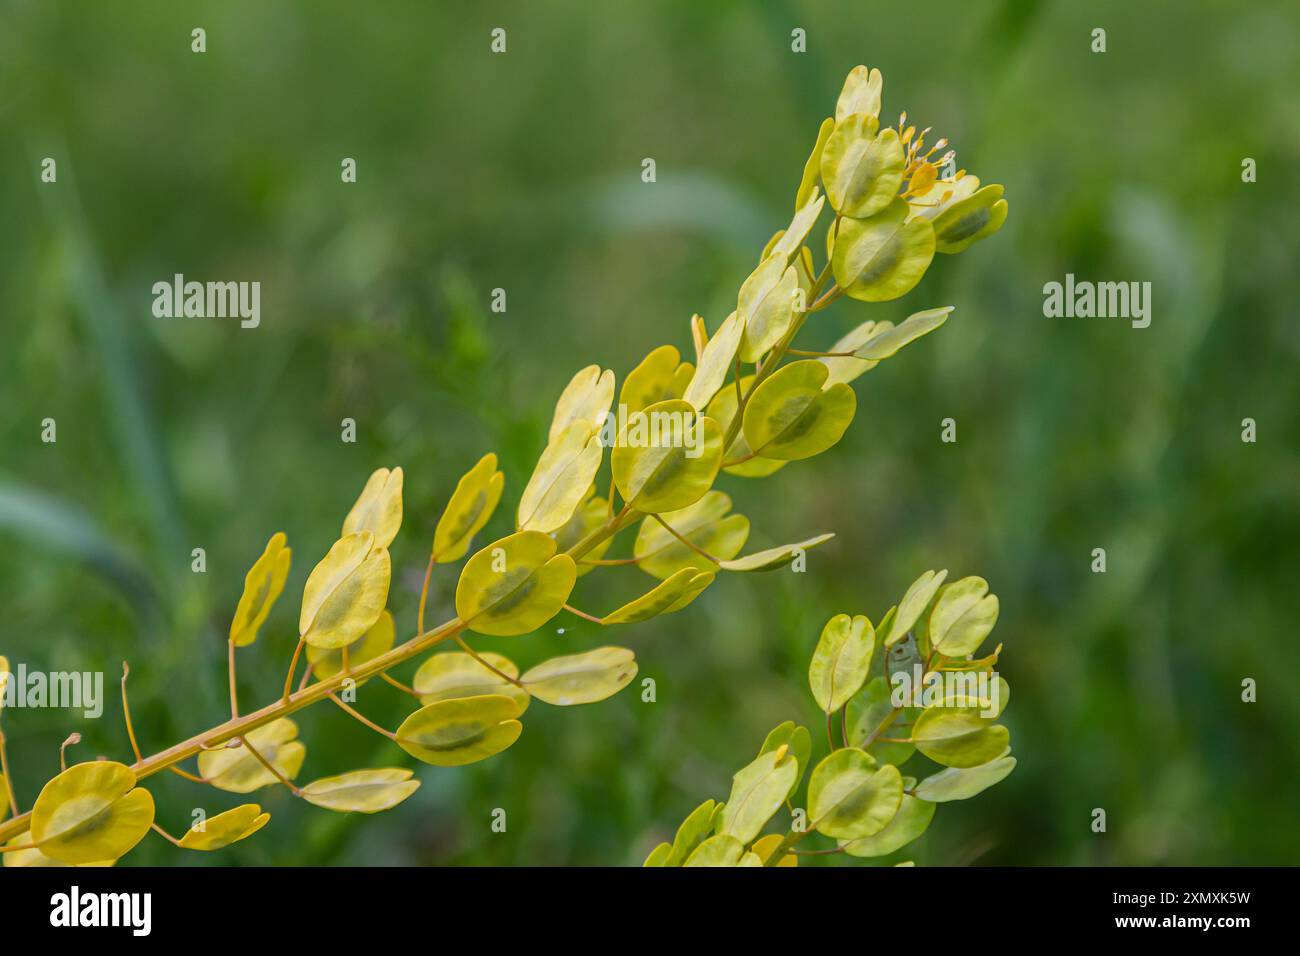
[0,64,1006,865]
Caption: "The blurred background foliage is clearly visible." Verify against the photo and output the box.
[1,0,1298,866]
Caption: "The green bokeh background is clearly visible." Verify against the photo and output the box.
[2,0,1297,865]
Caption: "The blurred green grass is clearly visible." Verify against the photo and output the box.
[1,0,1298,865]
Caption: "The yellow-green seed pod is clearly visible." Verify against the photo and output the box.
[808,613,875,714]
[413,650,530,714]
[454,531,576,636]
[307,608,395,681]
[718,533,835,572]
[719,746,798,845]
[932,184,1008,254]
[177,804,270,851]
[300,769,420,814]
[737,255,800,363]
[600,568,714,624]
[549,365,614,442]
[198,719,306,793]
[742,360,856,461]
[341,467,403,549]
[683,311,743,411]
[835,65,884,122]
[610,400,723,514]
[808,749,902,840]
[750,832,797,867]
[299,532,391,649]
[620,345,694,415]
[853,307,952,361]
[832,198,936,302]
[228,532,292,647]
[632,491,749,580]
[434,453,505,563]
[30,761,155,864]
[683,833,745,867]
[520,647,637,706]
[821,117,905,219]
[517,421,603,533]
[911,704,1010,768]
[795,117,835,210]
[396,694,523,766]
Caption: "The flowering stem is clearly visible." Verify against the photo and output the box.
[0,615,467,845]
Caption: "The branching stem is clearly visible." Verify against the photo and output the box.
[0,616,466,844]
[328,694,397,741]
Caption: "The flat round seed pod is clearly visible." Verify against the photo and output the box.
[520,647,638,706]
[661,799,721,867]
[413,650,529,714]
[395,694,523,767]
[738,256,800,363]
[228,532,292,647]
[757,721,812,800]
[683,833,744,867]
[30,761,155,865]
[835,65,884,122]
[927,576,1000,658]
[841,786,935,857]
[821,116,904,218]
[549,365,614,442]
[932,184,1008,254]
[808,749,903,840]
[632,491,749,580]
[914,754,1017,803]
[706,377,788,479]
[341,467,403,550]
[299,532,391,649]
[809,613,875,714]
[308,609,395,681]
[718,532,835,572]
[517,421,603,533]
[882,569,948,646]
[853,307,952,361]
[454,531,577,637]
[719,746,798,845]
[434,453,505,563]
[770,188,826,262]
[300,769,420,814]
[620,345,693,415]
[4,834,115,868]
[178,804,270,850]
[911,705,1010,769]
[845,676,917,766]
[683,311,743,411]
[832,198,936,302]
[610,399,723,514]
[600,568,714,624]
[794,117,834,211]
[198,719,306,794]
[742,360,856,461]
[643,843,673,866]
